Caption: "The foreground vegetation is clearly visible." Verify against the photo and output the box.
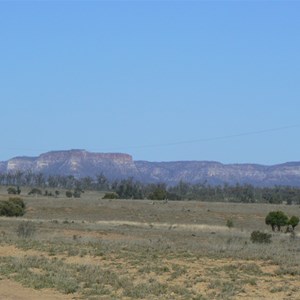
[0,188,300,299]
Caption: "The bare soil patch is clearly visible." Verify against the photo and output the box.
[0,279,75,300]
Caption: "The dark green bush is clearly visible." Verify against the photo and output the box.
[250,231,272,244]
[0,198,26,217]
[148,187,167,200]
[102,192,119,199]
[28,188,42,195]
[66,191,73,198]
[9,197,26,209]
[226,219,234,229]
[288,216,299,230]
[7,187,17,194]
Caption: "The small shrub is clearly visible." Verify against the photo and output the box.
[148,187,167,200]
[250,231,272,244]
[73,189,81,198]
[66,191,73,198]
[28,188,42,196]
[17,221,36,238]
[9,197,26,209]
[226,219,234,229]
[43,190,53,197]
[288,216,299,230]
[102,192,119,199]
[0,198,26,217]
[7,186,21,194]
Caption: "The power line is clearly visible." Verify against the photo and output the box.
[97,124,300,152]
[2,124,299,154]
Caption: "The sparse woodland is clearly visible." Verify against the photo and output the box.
[1,171,300,204]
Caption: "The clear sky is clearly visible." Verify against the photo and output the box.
[1,1,299,164]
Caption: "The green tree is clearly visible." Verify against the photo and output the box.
[265,211,289,232]
[288,216,299,231]
[148,184,167,200]
[28,188,42,196]
[65,191,73,198]
[114,178,144,199]
[7,187,17,194]
[96,173,109,190]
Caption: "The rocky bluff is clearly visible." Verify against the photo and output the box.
[1,150,300,186]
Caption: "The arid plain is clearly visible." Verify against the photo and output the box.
[0,187,300,299]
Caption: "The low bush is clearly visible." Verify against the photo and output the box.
[28,188,42,195]
[288,216,299,231]
[226,219,234,229]
[250,231,272,244]
[7,187,19,194]
[102,192,119,199]
[73,189,81,198]
[0,197,26,217]
[9,197,26,209]
[17,221,36,238]
[66,191,73,198]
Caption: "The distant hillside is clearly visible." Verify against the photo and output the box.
[0,150,139,179]
[1,149,300,186]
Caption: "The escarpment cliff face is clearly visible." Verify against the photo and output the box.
[0,150,139,179]
[134,161,300,186]
[1,150,300,186]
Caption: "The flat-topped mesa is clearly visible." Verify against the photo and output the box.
[37,150,135,174]
[1,150,300,186]
[0,150,135,178]
[38,150,133,165]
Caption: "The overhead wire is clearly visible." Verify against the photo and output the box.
[91,124,300,152]
[1,124,299,154]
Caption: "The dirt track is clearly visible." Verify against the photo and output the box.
[0,279,75,300]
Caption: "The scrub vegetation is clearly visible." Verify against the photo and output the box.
[0,186,300,299]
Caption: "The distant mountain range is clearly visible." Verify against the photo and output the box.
[1,149,300,186]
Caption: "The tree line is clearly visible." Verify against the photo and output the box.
[1,171,300,204]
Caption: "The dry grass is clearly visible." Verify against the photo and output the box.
[0,188,300,299]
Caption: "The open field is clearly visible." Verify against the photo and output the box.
[0,188,300,299]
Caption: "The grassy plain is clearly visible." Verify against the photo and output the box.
[0,187,300,299]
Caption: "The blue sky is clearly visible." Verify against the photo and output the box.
[1,1,299,164]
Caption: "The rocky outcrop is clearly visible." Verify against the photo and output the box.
[1,150,300,186]
[136,161,300,186]
[0,150,139,179]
